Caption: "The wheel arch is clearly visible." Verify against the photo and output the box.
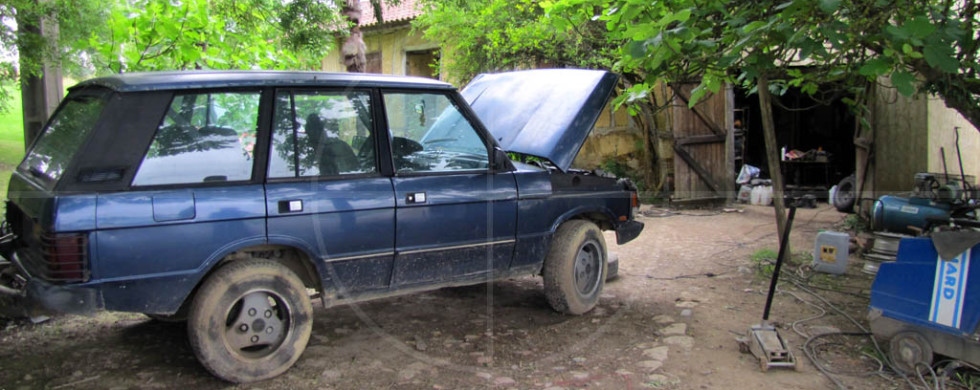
[550,206,617,234]
[174,241,324,316]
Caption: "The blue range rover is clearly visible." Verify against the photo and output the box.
[0,69,643,382]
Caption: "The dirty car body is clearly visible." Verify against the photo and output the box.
[0,69,643,382]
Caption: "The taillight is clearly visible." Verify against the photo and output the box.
[39,232,89,282]
[631,191,640,218]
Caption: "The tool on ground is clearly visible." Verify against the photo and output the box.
[747,205,799,371]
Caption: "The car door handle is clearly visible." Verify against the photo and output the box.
[277,200,304,213]
[406,192,427,204]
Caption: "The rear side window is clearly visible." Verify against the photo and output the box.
[19,92,108,188]
[132,92,261,186]
[268,90,376,178]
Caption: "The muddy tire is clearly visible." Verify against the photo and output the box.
[543,220,607,315]
[187,260,313,383]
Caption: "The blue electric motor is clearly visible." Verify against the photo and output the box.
[869,236,980,373]
[871,195,951,235]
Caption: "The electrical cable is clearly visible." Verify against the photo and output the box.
[781,268,943,390]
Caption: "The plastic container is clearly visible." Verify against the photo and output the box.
[737,185,753,203]
[750,186,763,205]
[813,231,850,274]
[760,186,773,205]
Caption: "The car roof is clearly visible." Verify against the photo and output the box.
[71,70,454,92]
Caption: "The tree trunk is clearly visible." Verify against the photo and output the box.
[342,0,367,73]
[17,7,63,148]
[757,76,789,254]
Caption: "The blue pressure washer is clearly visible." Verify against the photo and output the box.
[869,218,980,373]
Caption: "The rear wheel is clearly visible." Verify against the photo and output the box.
[543,220,607,315]
[187,260,313,383]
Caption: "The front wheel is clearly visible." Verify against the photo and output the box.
[543,220,607,315]
[187,260,313,383]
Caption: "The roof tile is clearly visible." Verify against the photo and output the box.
[359,0,422,27]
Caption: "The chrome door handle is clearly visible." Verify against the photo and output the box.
[277,200,303,213]
[406,192,427,204]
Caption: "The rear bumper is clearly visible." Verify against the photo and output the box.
[615,220,644,245]
[0,235,102,317]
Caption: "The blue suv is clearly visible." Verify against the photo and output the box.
[0,69,642,382]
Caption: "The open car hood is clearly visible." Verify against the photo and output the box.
[461,69,619,172]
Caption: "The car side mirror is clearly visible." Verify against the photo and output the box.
[492,148,515,172]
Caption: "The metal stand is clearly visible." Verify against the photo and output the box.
[747,206,799,371]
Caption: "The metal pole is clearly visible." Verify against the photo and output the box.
[762,205,796,321]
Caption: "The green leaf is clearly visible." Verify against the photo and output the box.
[923,45,959,73]
[905,17,936,39]
[885,25,910,40]
[818,0,841,13]
[689,84,708,107]
[858,58,890,76]
[891,70,916,96]
[628,41,647,59]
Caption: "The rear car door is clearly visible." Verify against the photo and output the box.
[382,91,517,286]
[94,90,268,312]
[264,89,396,296]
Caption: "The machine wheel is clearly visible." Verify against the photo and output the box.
[543,220,607,315]
[833,174,856,213]
[889,331,933,374]
[187,260,313,383]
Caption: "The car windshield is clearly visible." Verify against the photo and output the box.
[19,90,108,188]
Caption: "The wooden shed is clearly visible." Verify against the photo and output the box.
[856,81,980,213]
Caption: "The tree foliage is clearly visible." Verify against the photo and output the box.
[89,0,347,73]
[0,0,107,111]
[550,0,980,131]
[413,0,618,85]
[0,0,351,113]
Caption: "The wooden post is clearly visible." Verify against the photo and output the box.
[758,76,789,253]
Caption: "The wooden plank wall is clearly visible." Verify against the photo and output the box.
[670,85,734,201]
[868,82,928,195]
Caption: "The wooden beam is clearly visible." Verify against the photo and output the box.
[675,134,726,146]
[672,86,726,136]
[673,144,721,194]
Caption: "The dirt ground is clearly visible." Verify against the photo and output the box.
[1,204,912,390]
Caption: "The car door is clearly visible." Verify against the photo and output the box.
[264,89,396,296]
[95,90,268,312]
[382,91,517,286]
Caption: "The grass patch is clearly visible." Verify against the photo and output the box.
[749,248,812,279]
[0,85,25,200]
[750,248,779,277]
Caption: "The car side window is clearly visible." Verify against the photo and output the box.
[268,90,376,178]
[132,92,260,186]
[383,92,489,173]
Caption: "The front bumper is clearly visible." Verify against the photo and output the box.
[0,234,102,317]
[615,220,644,245]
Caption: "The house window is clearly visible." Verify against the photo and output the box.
[366,52,382,74]
[406,49,439,79]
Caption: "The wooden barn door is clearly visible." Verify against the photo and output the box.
[671,84,735,203]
